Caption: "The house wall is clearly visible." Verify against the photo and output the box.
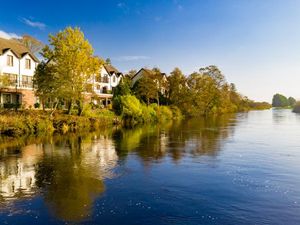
[0,51,37,108]
[0,50,20,77]
[20,54,37,76]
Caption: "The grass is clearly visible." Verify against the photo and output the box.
[0,109,119,137]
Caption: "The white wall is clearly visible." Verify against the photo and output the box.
[20,54,36,76]
[0,50,20,76]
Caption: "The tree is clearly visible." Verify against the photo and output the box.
[133,75,157,105]
[33,62,60,111]
[288,97,296,106]
[18,35,44,55]
[0,75,11,90]
[41,27,102,115]
[168,67,188,105]
[125,69,137,78]
[112,76,132,115]
[105,58,111,65]
[272,94,289,107]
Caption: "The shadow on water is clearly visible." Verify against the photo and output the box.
[0,114,238,223]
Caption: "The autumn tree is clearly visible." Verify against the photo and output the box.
[168,67,187,105]
[33,61,60,111]
[133,74,158,105]
[41,27,102,115]
[18,35,44,55]
[125,69,137,78]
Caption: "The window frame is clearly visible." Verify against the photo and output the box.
[7,55,14,67]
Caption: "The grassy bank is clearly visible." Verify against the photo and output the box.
[0,109,118,137]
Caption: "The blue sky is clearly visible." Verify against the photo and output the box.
[1,0,299,102]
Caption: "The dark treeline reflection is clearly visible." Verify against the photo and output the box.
[0,114,237,222]
[114,114,237,163]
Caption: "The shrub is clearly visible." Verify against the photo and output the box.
[141,104,157,122]
[157,106,173,120]
[293,102,300,113]
[34,102,40,109]
[170,105,183,119]
[120,95,143,123]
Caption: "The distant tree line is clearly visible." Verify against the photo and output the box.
[114,66,271,119]
[272,93,296,108]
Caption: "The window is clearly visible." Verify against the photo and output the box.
[102,75,109,83]
[22,75,33,88]
[25,59,31,69]
[102,86,108,93]
[3,94,11,104]
[7,55,13,66]
[113,76,116,82]
[96,85,101,90]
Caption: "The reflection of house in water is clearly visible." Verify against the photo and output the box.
[0,144,43,200]
[82,135,118,179]
[0,134,119,206]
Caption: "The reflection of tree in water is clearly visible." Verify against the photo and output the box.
[0,132,118,222]
[114,115,237,163]
[35,134,117,222]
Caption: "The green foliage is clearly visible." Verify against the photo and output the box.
[288,97,296,106]
[157,106,173,120]
[292,102,300,113]
[272,93,289,107]
[120,95,143,123]
[40,27,102,115]
[34,102,41,109]
[133,75,158,105]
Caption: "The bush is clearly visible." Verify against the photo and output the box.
[170,105,183,119]
[34,102,40,109]
[3,103,21,109]
[120,95,143,123]
[293,102,300,113]
[157,106,173,120]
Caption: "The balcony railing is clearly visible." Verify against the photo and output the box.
[21,82,33,88]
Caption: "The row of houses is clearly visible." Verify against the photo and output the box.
[0,37,166,108]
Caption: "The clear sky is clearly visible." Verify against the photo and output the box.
[1,0,299,102]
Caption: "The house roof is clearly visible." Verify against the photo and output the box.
[0,37,39,62]
[131,68,166,80]
[103,64,123,76]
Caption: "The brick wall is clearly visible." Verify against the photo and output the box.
[19,89,35,108]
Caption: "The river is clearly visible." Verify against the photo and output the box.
[0,109,299,224]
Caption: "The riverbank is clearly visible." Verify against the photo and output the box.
[0,109,118,137]
[0,104,182,137]
[292,102,300,113]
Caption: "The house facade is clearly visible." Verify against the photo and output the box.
[0,37,38,108]
[89,64,123,106]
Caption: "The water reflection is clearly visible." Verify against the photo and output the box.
[0,114,237,223]
[114,114,236,162]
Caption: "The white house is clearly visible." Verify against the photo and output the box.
[89,64,123,106]
[0,37,38,108]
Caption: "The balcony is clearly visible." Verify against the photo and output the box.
[21,82,33,88]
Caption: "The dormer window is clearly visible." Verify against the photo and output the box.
[25,59,31,69]
[113,76,116,82]
[7,55,13,66]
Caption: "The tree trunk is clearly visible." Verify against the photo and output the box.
[50,101,58,117]
[67,100,73,115]
[77,100,83,116]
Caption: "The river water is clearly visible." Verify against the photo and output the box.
[0,109,299,225]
